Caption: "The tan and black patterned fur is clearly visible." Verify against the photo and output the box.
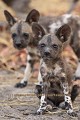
[4,9,46,87]
[33,23,79,116]
[4,9,80,88]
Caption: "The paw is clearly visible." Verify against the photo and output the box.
[37,108,45,115]
[68,111,78,117]
[15,81,27,88]
[37,104,53,115]
[59,102,65,109]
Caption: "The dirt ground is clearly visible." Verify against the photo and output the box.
[0,70,80,120]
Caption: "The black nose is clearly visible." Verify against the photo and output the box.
[44,51,50,56]
[16,43,21,47]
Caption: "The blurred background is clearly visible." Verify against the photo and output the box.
[0,0,80,74]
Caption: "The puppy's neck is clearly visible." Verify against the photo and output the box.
[43,56,62,69]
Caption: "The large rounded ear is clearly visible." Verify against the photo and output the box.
[56,24,71,43]
[25,9,40,24]
[4,10,16,27]
[32,23,45,39]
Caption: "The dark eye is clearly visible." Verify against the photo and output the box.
[52,44,58,49]
[12,33,17,38]
[23,33,29,39]
[40,43,45,47]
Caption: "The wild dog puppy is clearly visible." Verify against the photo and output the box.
[32,23,79,116]
[4,9,45,87]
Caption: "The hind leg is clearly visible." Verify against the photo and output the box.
[59,101,66,110]
[59,84,80,112]
[71,85,80,102]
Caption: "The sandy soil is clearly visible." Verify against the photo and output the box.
[0,70,80,120]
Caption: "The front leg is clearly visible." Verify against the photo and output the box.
[15,54,34,88]
[60,75,77,117]
[37,81,49,114]
[37,66,51,114]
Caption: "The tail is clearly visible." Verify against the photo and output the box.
[67,0,79,14]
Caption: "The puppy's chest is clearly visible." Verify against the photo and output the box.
[42,62,63,82]
[49,65,62,75]
[49,65,62,82]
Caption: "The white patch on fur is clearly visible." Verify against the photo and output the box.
[49,14,72,33]
[21,55,32,83]
[42,60,47,68]
[62,73,66,77]
[37,94,47,113]
[49,21,62,33]
[65,95,73,113]
[62,14,72,24]
[41,95,46,104]
[62,82,69,94]
[67,109,73,114]
[37,106,47,114]
[62,82,73,113]
[65,95,71,102]
[54,64,62,75]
